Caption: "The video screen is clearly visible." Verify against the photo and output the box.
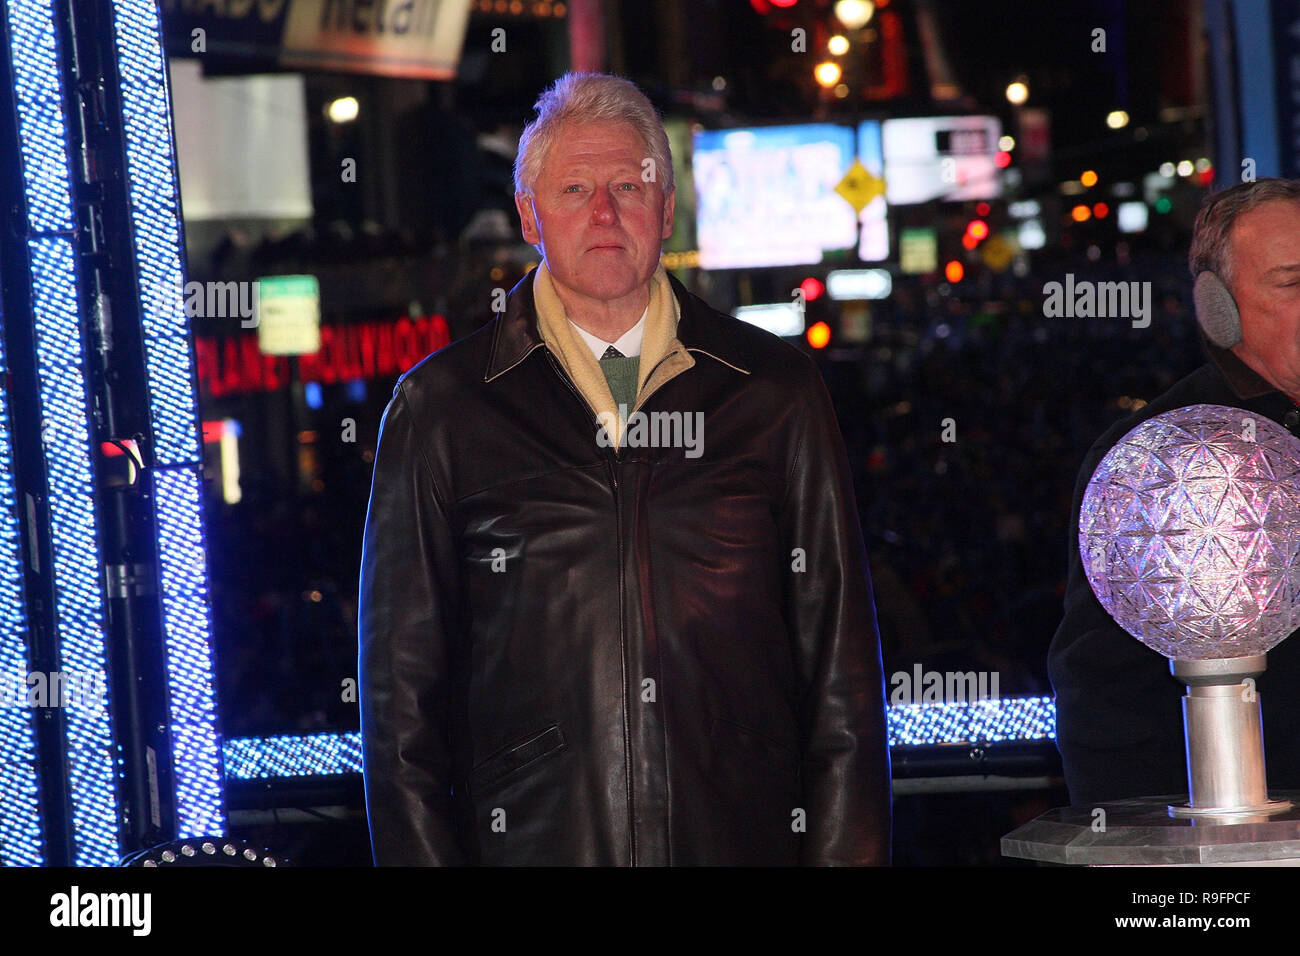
[693,123,858,269]
[883,115,1003,204]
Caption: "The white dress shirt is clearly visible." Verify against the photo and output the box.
[569,306,648,361]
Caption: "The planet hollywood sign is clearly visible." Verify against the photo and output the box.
[195,313,451,398]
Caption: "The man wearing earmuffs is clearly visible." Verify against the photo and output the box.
[1050,177,1300,807]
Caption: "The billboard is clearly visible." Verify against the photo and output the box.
[882,115,1002,204]
[692,124,859,270]
[160,0,471,80]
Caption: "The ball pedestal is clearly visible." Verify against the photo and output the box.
[1004,654,1297,865]
[1171,655,1290,817]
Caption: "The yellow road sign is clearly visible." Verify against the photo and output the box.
[835,160,886,213]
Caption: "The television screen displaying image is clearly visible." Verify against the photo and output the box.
[882,115,1002,204]
[692,123,859,269]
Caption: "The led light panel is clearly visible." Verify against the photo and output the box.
[28,236,118,866]
[5,0,119,866]
[224,732,364,781]
[223,699,1060,783]
[108,0,223,838]
[4,0,72,232]
[0,274,43,866]
[887,695,1057,747]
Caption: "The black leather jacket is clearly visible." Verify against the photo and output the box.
[359,268,891,865]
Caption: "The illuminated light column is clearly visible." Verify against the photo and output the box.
[106,0,225,839]
[0,275,44,866]
[2,0,120,865]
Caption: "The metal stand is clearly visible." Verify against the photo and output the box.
[1004,654,1298,865]
[1170,655,1291,816]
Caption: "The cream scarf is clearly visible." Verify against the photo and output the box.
[532,260,695,448]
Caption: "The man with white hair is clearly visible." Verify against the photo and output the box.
[358,72,892,865]
[1050,178,1300,807]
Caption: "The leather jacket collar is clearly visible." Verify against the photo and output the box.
[1199,326,1275,400]
[486,266,751,383]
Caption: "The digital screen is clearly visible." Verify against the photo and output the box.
[693,124,858,269]
[883,115,1002,204]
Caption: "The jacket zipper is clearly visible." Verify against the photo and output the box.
[542,350,636,864]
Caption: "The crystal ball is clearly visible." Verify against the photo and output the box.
[1079,404,1300,660]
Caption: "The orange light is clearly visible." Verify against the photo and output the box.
[800,276,825,301]
[814,62,842,87]
[994,150,1012,168]
[944,260,964,283]
[961,233,979,250]
[1071,204,1091,222]
[807,321,832,349]
[1080,169,1099,188]
[967,219,989,240]
[1092,202,1109,218]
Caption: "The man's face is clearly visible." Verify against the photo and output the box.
[515,119,674,311]
[1230,199,1300,396]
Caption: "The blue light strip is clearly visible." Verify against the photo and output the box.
[887,695,1057,747]
[4,0,71,233]
[107,0,224,838]
[223,698,1060,781]
[5,0,119,866]
[224,733,364,781]
[29,239,118,866]
[152,470,223,829]
[0,283,44,867]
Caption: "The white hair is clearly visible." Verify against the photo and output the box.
[513,71,674,198]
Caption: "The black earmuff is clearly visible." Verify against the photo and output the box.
[1193,271,1242,349]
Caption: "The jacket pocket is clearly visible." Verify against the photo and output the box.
[471,723,567,791]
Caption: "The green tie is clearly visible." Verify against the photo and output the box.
[599,351,640,419]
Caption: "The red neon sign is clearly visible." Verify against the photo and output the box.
[196,314,451,399]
